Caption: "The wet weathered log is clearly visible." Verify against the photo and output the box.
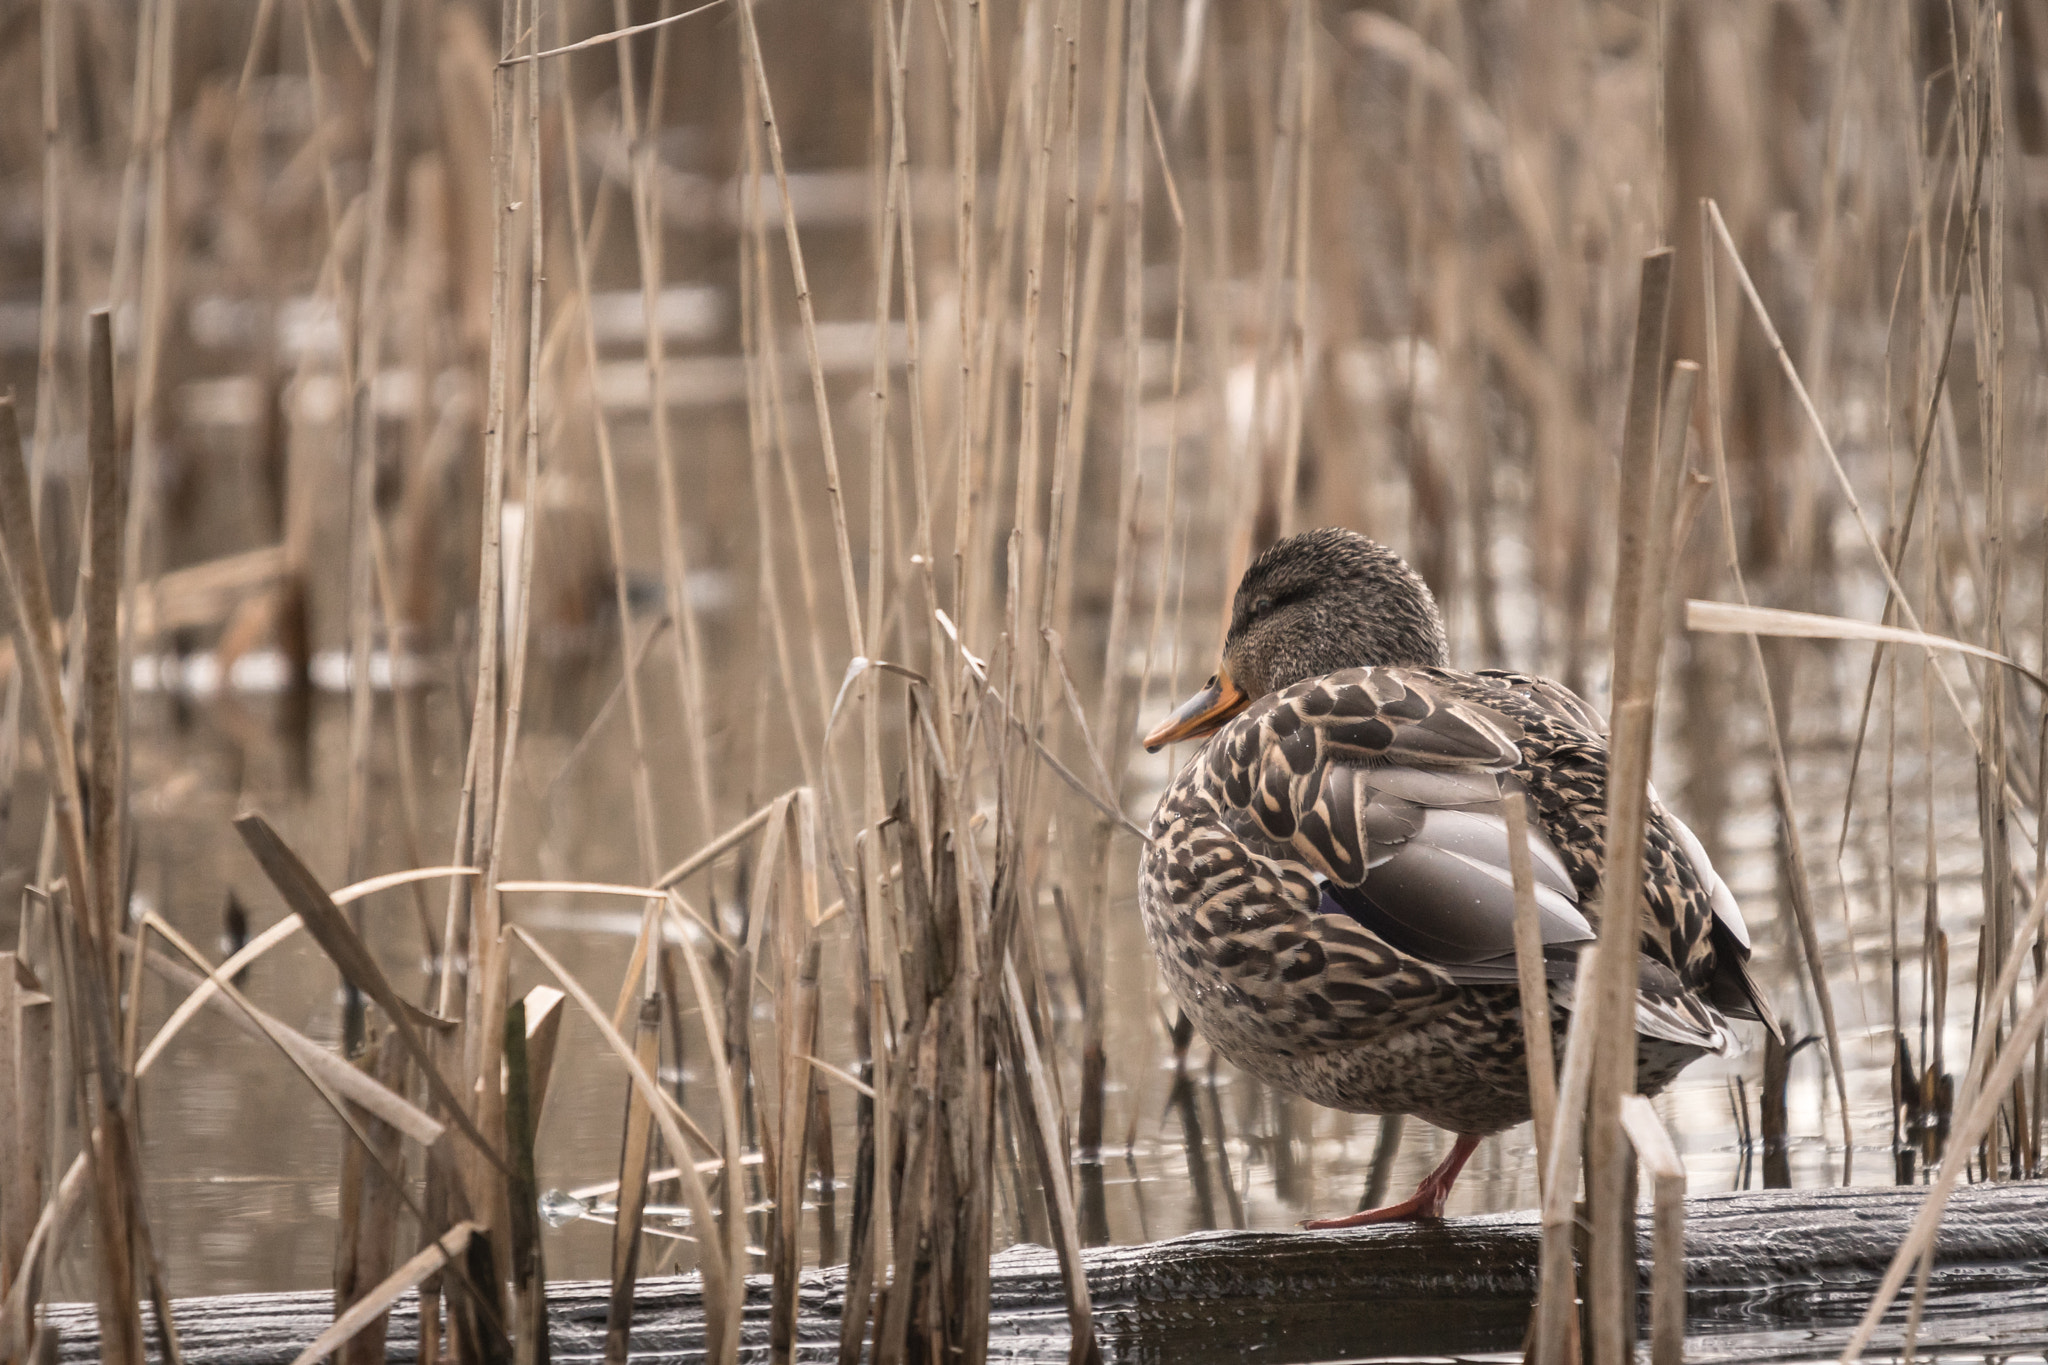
[37,1182,2048,1362]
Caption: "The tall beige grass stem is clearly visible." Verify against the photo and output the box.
[341,0,404,913]
[737,0,866,661]
[28,0,65,503]
[1582,248,1677,1365]
[0,398,145,1365]
[1700,199,1855,1175]
[1504,792,1557,1179]
[1706,200,1982,756]
[554,74,664,884]
[615,0,718,842]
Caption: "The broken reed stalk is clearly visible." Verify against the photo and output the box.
[769,796,824,1365]
[602,996,660,1365]
[503,999,546,1365]
[1617,1095,1686,1365]
[0,952,53,1364]
[1532,938,1602,1365]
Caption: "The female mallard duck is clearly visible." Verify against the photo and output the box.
[1140,528,1773,1225]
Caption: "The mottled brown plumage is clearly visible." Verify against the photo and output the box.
[1139,529,1771,1223]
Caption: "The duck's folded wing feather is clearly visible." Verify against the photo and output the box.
[1470,668,1608,739]
[1316,806,1591,983]
[1223,670,1526,878]
[1216,668,1737,1055]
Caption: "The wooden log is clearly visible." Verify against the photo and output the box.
[34,1182,2048,1363]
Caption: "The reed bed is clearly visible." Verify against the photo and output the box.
[0,2,2042,1363]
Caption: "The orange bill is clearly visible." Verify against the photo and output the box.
[1142,670,1250,752]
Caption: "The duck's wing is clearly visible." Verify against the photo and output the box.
[1468,668,1609,739]
[1219,668,1737,1054]
[1657,799,1779,1041]
[1219,669,1593,981]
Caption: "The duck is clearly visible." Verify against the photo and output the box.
[1139,527,1774,1225]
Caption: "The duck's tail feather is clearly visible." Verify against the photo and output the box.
[1557,958,1739,1056]
[1705,915,1782,1044]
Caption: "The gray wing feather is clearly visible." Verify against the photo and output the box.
[1328,807,1592,981]
[1359,765,1511,809]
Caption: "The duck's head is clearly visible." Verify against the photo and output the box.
[1142,528,1447,751]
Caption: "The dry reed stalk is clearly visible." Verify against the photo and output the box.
[1001,960,1099,1364]
[882,0,946,689]
[1504,793,1557,1180]
[767,801,823,1364]
[608,2,717,846]
[0,397,147,1365]
[1708,201,1982,755]
[105,0,158,313]
[122,0,177,644]
[446,0,520,1174]
[600,992,660,1365]
[1093,0,1148,762]
[503,998,547,1365]
[0,955,52,1365]
[736,68,836,741]
[28,0,65,504]
[1270,0,1314,540]
[1834,80,1989,856]
[432,9,530,1340]
[1006,0,1057,696]
[1842,883,2048,1365]
[737,141,823,788]
[1233,0,1304,571]
[1698,199,1854,1174]
[232,817,510,1175]
[1580,246,1676,1365]
[476,4,552,1301]
[854,6,926,1329]
[1048,0,1125,647]
[511,927,732,1357]
[1031,0,1087,679]
[340,0,404,905]
[737,0,866,662]
[1131,80,1190,745]
[1531,937,1601,1365]
[1970,17,2016,1185]
[83,312,125,1028]
[668,889,759,1358]
[1617,1095,1686,1365]
[334,1035,408,1365]
[947,0,981,633]
[287,1223,482,1365]
[366,520,442,959]
[961,15,1032,650]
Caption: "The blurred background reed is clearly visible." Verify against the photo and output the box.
[0,0,2042,1361]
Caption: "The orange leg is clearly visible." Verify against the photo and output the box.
[1302,1132,1483,1228]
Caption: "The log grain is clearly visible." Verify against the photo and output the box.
[36,1182,2048,1362]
